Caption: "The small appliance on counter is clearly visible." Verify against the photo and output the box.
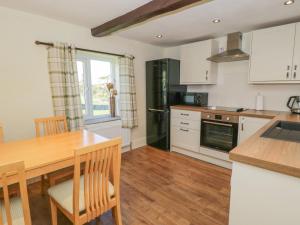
[180,92,208,106]
[287,96,300,114]
[256,93,264,111]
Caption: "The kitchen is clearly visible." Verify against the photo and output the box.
[1,1,300,225]
[146,20,300,225]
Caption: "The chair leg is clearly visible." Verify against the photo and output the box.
[41,175,46,195]
[112,202,122,225]
[96,216,102,225]
[49,198,58,225]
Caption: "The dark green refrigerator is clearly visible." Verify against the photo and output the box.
[146,59,186,151]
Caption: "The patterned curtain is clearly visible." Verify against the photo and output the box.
[47,42,83,131]
[119,56,138,129]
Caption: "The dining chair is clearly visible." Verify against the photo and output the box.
[0,123,4,143]
[34,116,72,194]
[34,115,68,137]
[48,138,123,225]
[0,124,20,200]
[0,161,32,225]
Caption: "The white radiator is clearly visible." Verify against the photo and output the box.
[84,119,131,148]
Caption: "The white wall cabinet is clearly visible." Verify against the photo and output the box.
[249,23,300,83]
[180,40,218,84]
[292,23,300,81]
[238,116,271,144]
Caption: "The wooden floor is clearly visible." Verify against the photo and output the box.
[28,146,231,225]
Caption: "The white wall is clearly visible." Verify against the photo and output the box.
[163,33,300,111]
[0,6,163,146]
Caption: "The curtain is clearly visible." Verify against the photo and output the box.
[47,42,83,131]
[119,56,138,129]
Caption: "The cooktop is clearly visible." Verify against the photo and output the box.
[205,106,245,112]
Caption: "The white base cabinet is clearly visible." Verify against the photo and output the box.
[171,109,232,169]
[229,162,300,225]
[238,116,271,144]
[171,109,201,153]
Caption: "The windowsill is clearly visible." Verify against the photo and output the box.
[84,116,121,125]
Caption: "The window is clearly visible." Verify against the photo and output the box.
[76,52,118,121]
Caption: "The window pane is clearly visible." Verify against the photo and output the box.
[76,61,86,115]
[90,60,111,116]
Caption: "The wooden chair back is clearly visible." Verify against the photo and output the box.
[0,123,3,143]
[34,116,68,137]
[0,161,32,225]
[73,138,122,224]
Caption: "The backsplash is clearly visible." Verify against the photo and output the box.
[163,33,300,112]
[188,60,300,111]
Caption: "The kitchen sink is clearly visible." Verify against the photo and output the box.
[261,120,300,143]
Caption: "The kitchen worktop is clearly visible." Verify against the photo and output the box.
[171,105,284,118]
[171,105,300,178]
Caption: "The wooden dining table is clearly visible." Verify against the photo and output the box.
[0,130,109,185]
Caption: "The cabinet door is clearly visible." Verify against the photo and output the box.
[180,40,211,84]
[171,126,200,152]
[238,117,270,144]
[171,109,201,121]
[249,23,295,82]
[292,23,300,81]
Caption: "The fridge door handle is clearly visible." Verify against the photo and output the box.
[148,108,168,112]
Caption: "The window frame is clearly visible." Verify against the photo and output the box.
[76,51,118,121]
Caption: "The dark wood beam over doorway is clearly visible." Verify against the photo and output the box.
[91,0,210,37]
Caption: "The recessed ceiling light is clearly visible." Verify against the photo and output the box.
[155,34,163,38]
[212,18,221,23]
[284,0,294,5]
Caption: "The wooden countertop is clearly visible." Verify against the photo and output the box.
[171,105,300,178]
[171,105,284,118]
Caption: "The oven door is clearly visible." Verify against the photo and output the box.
[201,120,238,152]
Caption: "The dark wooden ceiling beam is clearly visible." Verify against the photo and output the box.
[91,0,209,37]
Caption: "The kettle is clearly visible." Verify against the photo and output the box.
[287,96,300,114]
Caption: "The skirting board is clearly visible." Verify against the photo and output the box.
[171,146,232,169]
[132,137,146,149]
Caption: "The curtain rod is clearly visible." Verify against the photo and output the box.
[35,41,135,59]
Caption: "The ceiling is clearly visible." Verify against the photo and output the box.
[0,0,300,46]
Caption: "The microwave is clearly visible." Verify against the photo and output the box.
[180,92,208,106]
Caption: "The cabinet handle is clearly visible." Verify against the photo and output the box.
[287,65,290,70]
[180,113,189,116]
[294,72,297,79]
[180,122,189,125]
[180,128,189,132]
[241,123,244,131]
[206,70,208,80]
[286,72,290,79]
[295,65,298,71]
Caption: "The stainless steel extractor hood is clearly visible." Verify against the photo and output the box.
[207,32,249,63]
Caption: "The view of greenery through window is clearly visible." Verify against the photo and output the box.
[77,56,113,119]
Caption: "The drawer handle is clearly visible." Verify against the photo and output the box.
[203,121,233,127]
[180,113,189,116]
[180,128,189,132]
[180,122,189,125]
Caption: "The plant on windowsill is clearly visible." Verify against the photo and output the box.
[107,83,118,118]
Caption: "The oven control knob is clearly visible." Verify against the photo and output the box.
[207,115,210,118]
[226,117,230,121]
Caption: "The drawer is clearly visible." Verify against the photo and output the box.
[171,109,201,121]
[171,118,200,131]
[171,126,200,152]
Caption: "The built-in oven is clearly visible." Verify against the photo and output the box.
[201,112,239,152]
